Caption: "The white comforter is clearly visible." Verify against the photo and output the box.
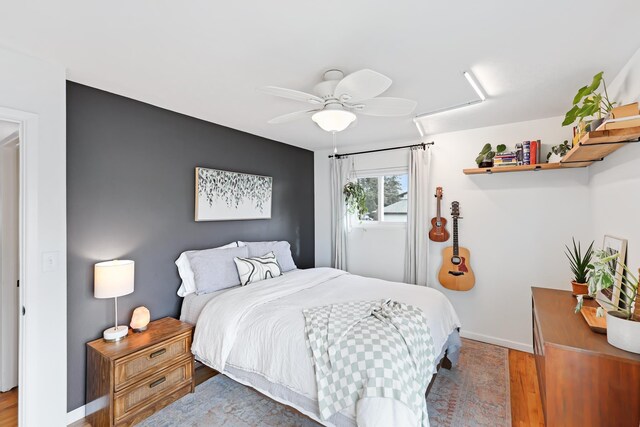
[191,268,461,427]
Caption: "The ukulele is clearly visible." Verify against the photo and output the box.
[438,201,475,291]
[428,187,450,242]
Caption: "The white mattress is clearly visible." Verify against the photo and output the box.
[179,270,299,324]
[180,287,238,324]
[186,268,461,427]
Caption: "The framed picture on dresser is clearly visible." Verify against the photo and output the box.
[597,235,628,310]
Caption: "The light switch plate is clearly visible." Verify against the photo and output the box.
[42,251,59,273]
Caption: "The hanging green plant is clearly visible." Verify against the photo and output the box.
[343,181,367,219]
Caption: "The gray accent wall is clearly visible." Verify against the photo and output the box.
[66,82,315,411]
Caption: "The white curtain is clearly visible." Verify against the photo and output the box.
[404,146,431,285]
[330,157,353,270]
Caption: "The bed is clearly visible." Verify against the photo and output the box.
[181,267,461,427]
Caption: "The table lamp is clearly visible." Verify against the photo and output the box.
[95,260,135,341]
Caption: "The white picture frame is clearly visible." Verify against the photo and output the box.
[596,235,628,311]
[195,167,272,221]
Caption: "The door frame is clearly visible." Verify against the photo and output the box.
[0,106,39,426]
[0,129,20,392]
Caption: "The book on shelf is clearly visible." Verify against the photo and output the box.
[523,141,531,165]
[516,143,524,165]
[530,140,538,164]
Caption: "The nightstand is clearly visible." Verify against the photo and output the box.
[86,317,195,427]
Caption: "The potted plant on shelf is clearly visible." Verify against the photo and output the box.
[343,181,367,220]
[476,143,506,168]
[546,140,571,163]
[562,71,616,131]
[565,238,594,297]
[575,250,640,353]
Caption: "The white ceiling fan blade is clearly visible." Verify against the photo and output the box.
[333,69,392,102]
[259,86,324,105]
[353,97,417,117]
[267,109,320,124]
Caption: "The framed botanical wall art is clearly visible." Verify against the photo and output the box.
[195,167,272,221]
[596,235,628,310]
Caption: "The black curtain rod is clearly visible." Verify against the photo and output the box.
[328,141,435,159]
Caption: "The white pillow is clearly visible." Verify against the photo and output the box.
[238,241,297,272]
[176,241,244,296]
[234,251,282,286]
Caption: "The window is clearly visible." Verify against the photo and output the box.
[355,172,408,224]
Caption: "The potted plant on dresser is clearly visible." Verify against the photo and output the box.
[565,238,594,296]
[576,250,640,354]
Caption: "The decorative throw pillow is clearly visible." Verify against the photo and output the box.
[239,241,297,272]
[234,251,283,286]
[187,245,249,295]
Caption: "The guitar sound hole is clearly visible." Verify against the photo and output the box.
[451,256,461,265]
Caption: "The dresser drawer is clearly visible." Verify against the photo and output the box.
[114,356,193,422]
[114,333,191,391]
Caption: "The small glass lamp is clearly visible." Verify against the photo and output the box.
[94,260,134,341]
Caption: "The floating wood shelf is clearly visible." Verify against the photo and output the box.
[463,125,640,175]
[560,125,640,167]
[463,163,561,175]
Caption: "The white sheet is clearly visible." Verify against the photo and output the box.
[191,268,461,427]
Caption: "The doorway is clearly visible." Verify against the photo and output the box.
[0,121,20,426]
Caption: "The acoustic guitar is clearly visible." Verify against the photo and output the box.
[428,187,449,242]
[438,201,475,291]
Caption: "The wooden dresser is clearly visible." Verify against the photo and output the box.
[532,287,640,427]
[86,317,195,427]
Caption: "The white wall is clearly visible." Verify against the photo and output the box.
[589,47,640,275]
[0,45,67,426]
[316,116,591,351]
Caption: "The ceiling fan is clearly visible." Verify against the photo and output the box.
[260,69,417,132]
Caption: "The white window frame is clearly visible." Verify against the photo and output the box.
[350,167,408,228]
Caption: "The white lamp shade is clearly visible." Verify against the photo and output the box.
[312,109,356,132]
[94,260,135,299]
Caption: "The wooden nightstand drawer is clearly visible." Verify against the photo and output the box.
[114,333,191,391]
[114,355,193,422]
[87,317,195,427]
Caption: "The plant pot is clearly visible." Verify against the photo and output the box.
[606,311,640,353]
[478,161,493,168]
[571,281,589,297]
[548,153,563,163]
[589,118,605,131]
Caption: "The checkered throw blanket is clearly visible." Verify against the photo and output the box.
[303,299,436,426]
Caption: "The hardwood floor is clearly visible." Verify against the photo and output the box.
[0,388,17,427]
[509,349,545,427]
[3,350,544,427]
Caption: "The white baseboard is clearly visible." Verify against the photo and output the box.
[67,405,85,425]
[460,330,533,353]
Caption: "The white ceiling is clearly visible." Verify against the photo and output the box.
[1,1,639,151]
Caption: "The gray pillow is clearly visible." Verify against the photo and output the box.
[243,241,297,272]
[187,246,249,295]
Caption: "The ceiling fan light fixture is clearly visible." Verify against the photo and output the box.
[312,109,356,132]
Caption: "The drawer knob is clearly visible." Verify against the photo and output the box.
[149,348,166,359]
[149,377,166,388]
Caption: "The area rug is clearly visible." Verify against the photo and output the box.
[138,339,510,426]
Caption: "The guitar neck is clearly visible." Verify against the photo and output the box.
[436,197,441,220]
[453,217,459,256]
